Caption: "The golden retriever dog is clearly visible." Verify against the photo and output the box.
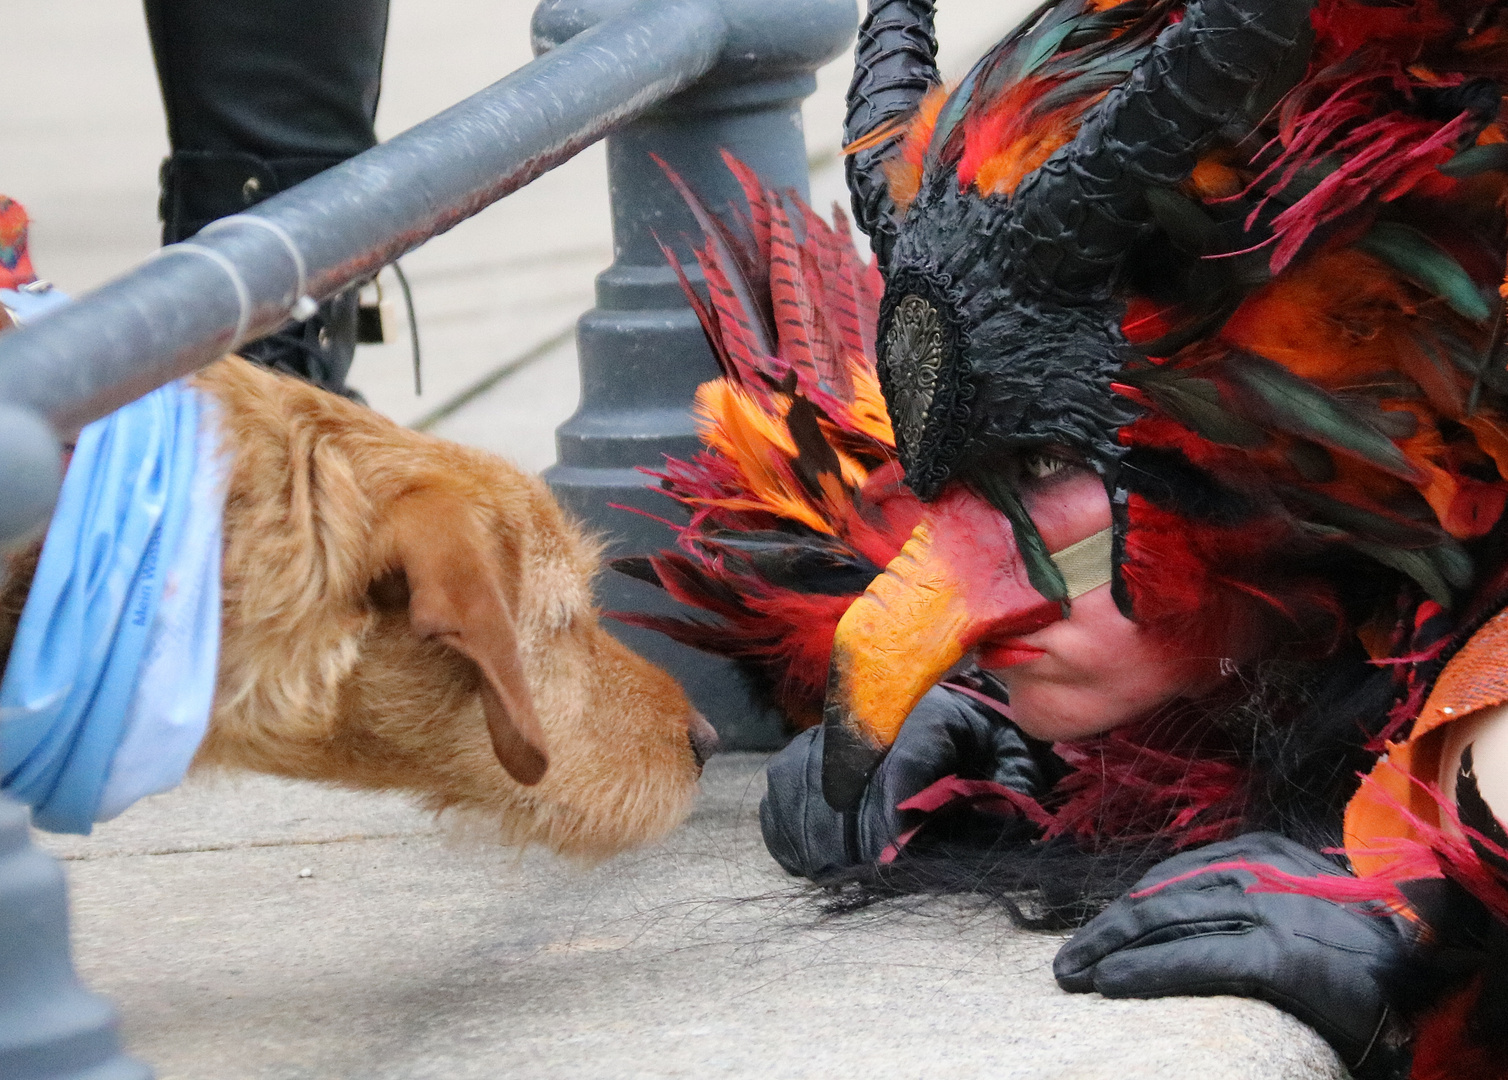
[2,356,715,859]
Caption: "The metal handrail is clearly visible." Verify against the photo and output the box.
[0,0,722,545]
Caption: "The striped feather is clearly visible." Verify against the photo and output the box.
[656,237,733,375]
[767,200,822,388]
[654,155,775,359]
[618,157,922,726]
[691,244,771,388]
[721,150,772,265]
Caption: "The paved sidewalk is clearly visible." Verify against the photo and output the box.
[9,3,1343,1077]
[37,757,1342,1080]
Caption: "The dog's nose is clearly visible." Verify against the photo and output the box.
[688,712,720,768]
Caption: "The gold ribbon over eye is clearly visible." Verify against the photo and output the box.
[1050,526,1113,601]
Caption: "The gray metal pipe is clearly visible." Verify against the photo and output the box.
[0,0,725,546]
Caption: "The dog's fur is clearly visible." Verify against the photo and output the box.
[2,357,705,859]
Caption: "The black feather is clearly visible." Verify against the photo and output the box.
[785,395,845,500]
[701,531,883,596]
[611,555,666,588]
[1456,745,1508,877]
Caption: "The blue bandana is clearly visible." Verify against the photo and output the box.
[2,380,224,833]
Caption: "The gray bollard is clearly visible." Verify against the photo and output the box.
[0,796,151,1080]
[534,0,857,750]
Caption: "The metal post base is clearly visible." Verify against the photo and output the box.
[0,797,151,1080]
[535,0,856,749]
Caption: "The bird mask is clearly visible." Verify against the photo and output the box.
[824,0,1508,807]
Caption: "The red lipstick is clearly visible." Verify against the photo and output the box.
[977,638,1047,668]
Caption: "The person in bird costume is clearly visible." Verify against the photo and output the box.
[619,0,1508,1075]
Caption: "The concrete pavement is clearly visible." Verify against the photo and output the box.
[38,759,1342,1080]
[8,2,1343,1077]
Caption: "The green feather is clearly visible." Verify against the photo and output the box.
[1265,158,1339,209]
[1346,539,1471,607]
[1056,4,1153,54]
[1357,222,1492,323]
[1128,369,1268,448]
[929,61,984,157]
[1340,374,1426,401]
[990,0,1077,85]
[1223,354,1421,479]
[1298,520,1469,606]
[1439,143,1508,178]
[1278,485,1441,548]
[974,472,1069,605]
[1022,19,1079,73]
[1434,327,1508,398]
[1337,396,1418,439]
[1284,441,1336,483]
[1145,187,1222,256]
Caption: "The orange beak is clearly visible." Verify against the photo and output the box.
[821,486,1067,810]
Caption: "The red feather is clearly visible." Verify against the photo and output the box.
[0,196,37,289]
[721,149,772,266]
[1257,106,1470,272]
[767,199,822,386]
[690,243,777,389]
[614,159,917,725]
[884,712,1249,860]
[657,236,733,375]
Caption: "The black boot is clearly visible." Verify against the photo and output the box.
[238,289,365,403]
[144,0,390,397]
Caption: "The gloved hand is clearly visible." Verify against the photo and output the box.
[1053,831,1409,1080]
[760,684,1043,880]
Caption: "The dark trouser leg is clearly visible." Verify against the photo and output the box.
[144,0,390,395]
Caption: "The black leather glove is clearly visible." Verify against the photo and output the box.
[760,684,1043,881]
[1054,831,1409,1080]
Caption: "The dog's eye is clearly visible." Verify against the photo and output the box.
[368,569,411,613]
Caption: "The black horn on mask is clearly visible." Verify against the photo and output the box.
[844,0,942,269]
[1004,0,1315,304]
[861,0,1316,605]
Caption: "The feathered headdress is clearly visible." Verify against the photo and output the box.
[613,153,923,729]
[618,158,1370,861]
[814,0,1508,802]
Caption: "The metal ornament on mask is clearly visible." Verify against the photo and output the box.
[883,294,945,461]
[881,286,1116,609]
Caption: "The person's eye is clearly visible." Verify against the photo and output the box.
[1021,450,1072,482]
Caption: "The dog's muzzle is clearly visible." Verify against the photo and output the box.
[689,713,720,770]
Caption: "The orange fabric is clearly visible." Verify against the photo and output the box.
[1346,609,1508,876]
[0,197,36,291]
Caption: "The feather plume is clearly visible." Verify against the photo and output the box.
[614,163,912,726]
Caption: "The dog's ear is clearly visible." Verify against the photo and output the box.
[388,492,549,785]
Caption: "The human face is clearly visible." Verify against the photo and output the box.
[822,447,1226,807]
[975,453,1221,743]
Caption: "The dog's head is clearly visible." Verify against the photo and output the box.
[202,360,713,860]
